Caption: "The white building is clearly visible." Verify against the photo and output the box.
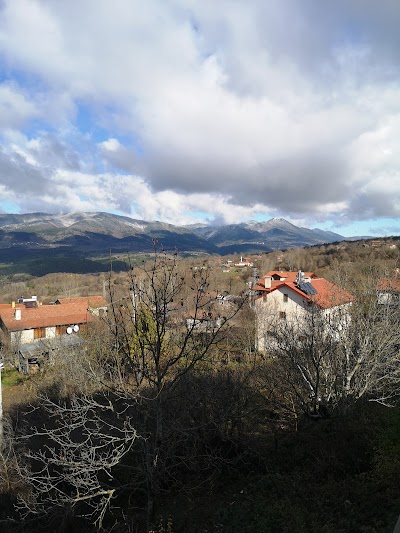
[253,271,353,352]
[0,295,107,346]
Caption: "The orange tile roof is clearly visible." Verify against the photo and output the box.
[263,271,317,282]
[253,271,353,309]
[377,278,400,292]
[309,278,353,309]
[253,272,316,292]
[0,295,107,332]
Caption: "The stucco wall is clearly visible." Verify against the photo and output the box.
[89,306,107,317]
[256,287,310,350]
[255,287,351,352]
[46,326,57,338]
[11,329,34,345]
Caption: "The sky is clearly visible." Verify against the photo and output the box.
[0,1,399,237]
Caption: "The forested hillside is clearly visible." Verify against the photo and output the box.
[0,242,399,532]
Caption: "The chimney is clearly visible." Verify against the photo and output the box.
[14,308,21,320]
[264,276,272,289]
[11,301,15,308]
[296,270,304,285]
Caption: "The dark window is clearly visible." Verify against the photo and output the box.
[279,311,286,319]
[283,293,288,303]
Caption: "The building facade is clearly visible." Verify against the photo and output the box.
[253,271,353,352]
[0,295,107,346]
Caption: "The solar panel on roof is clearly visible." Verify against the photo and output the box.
[298,282,318,296]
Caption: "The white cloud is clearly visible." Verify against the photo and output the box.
[0,83,39,129]
[100,138,121,153]
[0,0,399,228]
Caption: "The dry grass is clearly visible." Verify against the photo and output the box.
[2,375,39,413]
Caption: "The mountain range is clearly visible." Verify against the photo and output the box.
[0,212,345,256]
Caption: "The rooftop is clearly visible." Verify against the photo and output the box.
[253,271,353,309]
[0,295,107,332]
[377,278,400,292]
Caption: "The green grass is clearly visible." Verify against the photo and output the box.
[2,367,28,388]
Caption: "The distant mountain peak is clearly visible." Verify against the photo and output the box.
[0,211,345,255]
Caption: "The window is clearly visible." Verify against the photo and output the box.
[283,293,288,303]
[34,327,45,339]
[279,311,286,320]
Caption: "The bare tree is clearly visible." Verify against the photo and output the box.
[0,417,29,498]
[334,282,400,406]
[60,273,82,298]
[15,249,245,530]
[261,303,339,418]
[106,250,245,392]
[106,249,245,521]
[260,285,400,420]
[18,395,141,530]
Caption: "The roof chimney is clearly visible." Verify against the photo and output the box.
[14,308,21,320]
[11,301,15,308]
[264,276,272,289]
[296,270,304,285]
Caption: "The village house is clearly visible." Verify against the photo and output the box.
[0,295,107,373]
[186,312,225,333]
[376,276,400,306]
[252,270,353,352]
[234,256,253,267]
[0,295,107,345]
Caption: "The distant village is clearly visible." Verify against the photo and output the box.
[1,242,398,376]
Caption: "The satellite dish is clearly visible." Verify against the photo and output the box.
[66,326,73,335]
[73,325,79,333]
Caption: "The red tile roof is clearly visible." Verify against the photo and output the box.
[253,271,353,309]
[0,295,107,332]
[264,270,316,282]
[309,278,353,309]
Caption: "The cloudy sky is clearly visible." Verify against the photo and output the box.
[0,0,399,236]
